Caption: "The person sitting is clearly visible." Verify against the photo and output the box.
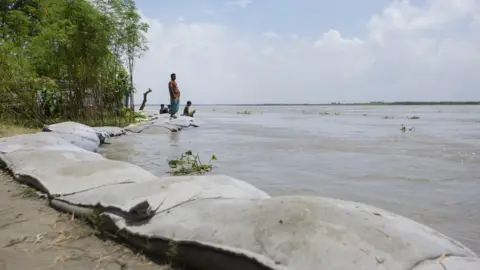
[182,100,196,117]
[159,104,169,114]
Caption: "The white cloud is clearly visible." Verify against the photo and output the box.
[176,16,185,22]
[226,0,252,8]
[263,31,281,39]
[134,0,480,104]
[202,8,216,15]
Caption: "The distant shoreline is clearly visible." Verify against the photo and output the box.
[143,101,480,107]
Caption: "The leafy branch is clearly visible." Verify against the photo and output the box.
[167,151,217,176]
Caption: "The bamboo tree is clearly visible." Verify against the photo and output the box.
[0,0,149,127]
[122,0,149,112]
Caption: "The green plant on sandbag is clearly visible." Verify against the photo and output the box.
[168,150,217,176]
[166,240,178,263]
[134,112,146,119]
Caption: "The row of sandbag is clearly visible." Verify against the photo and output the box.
[41,119,182,152]
[0,124,479,270]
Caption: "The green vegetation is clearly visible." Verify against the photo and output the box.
[319,111,340,115]
[0,0,149,128]
[0,123,38,138]
[237,109,252,115]
[168,150,217,176]
[122,108,146,120]
[400,124,415,132]
[166,240,178,263]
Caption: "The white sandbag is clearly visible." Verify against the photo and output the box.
[0,132,90,154]
[163,123,182,132]
[141,122,182,134]
[413,256,480,270]
[43,121,100,145]
[140,125,176,135]
[1,149,103,192]
[138,110,159,119]
[167,116,197,127]
[101,196,478,270]
[125,122,154,133]
[48,132,99,152]
[2,150,158,196]
[93,126,125,137]
[51,175,270,220]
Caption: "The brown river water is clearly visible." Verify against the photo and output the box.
[101,105,480,253]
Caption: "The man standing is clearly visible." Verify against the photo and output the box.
[168,73,180,119]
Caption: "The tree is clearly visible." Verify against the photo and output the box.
[139,88,152,111]
[121,0,149,112]
[0,0,149,126]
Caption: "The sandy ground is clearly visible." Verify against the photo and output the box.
[0,170,171,270]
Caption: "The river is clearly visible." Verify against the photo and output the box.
[101,105,480,254]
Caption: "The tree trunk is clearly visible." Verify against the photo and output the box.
[129,78,135,112]
[138,88,152,111]
[124,93,129,108]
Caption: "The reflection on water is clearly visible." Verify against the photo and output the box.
[102,105,480,253]
[169,131,180,145]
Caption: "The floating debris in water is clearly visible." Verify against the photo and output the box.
[400,124,415,132]
[237,110,252,115]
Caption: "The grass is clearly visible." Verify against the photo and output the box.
[0,106,148,133]
[0,110,145,135]
[168,150,217,176]
[0,122,38,138]
[166,240,179,264]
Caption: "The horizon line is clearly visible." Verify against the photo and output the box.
[137,101,480,106]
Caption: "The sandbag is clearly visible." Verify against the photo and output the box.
[1,150,158,196]
[100,196,478,270]
[141,122,182,134]
[0,132,90,154]
[125,122,155,133]
[138,110,159,119]
[48,132,99,152]
[167,116,197,128]
[413,256,480,270]
[93,126,126,137]
[43,121,101,146]
[51,175,270,220]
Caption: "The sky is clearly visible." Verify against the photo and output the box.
[132,0,480,104]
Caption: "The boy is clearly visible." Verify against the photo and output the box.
[159,104,169,114]
[182,101,196,117]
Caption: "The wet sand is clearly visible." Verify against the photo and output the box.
[0,171,170,270]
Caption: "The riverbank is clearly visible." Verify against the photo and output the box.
[0,122,170,270]
[0,171,169,270]
[1,117,479,270]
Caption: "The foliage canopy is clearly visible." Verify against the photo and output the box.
[0,0,149,127]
